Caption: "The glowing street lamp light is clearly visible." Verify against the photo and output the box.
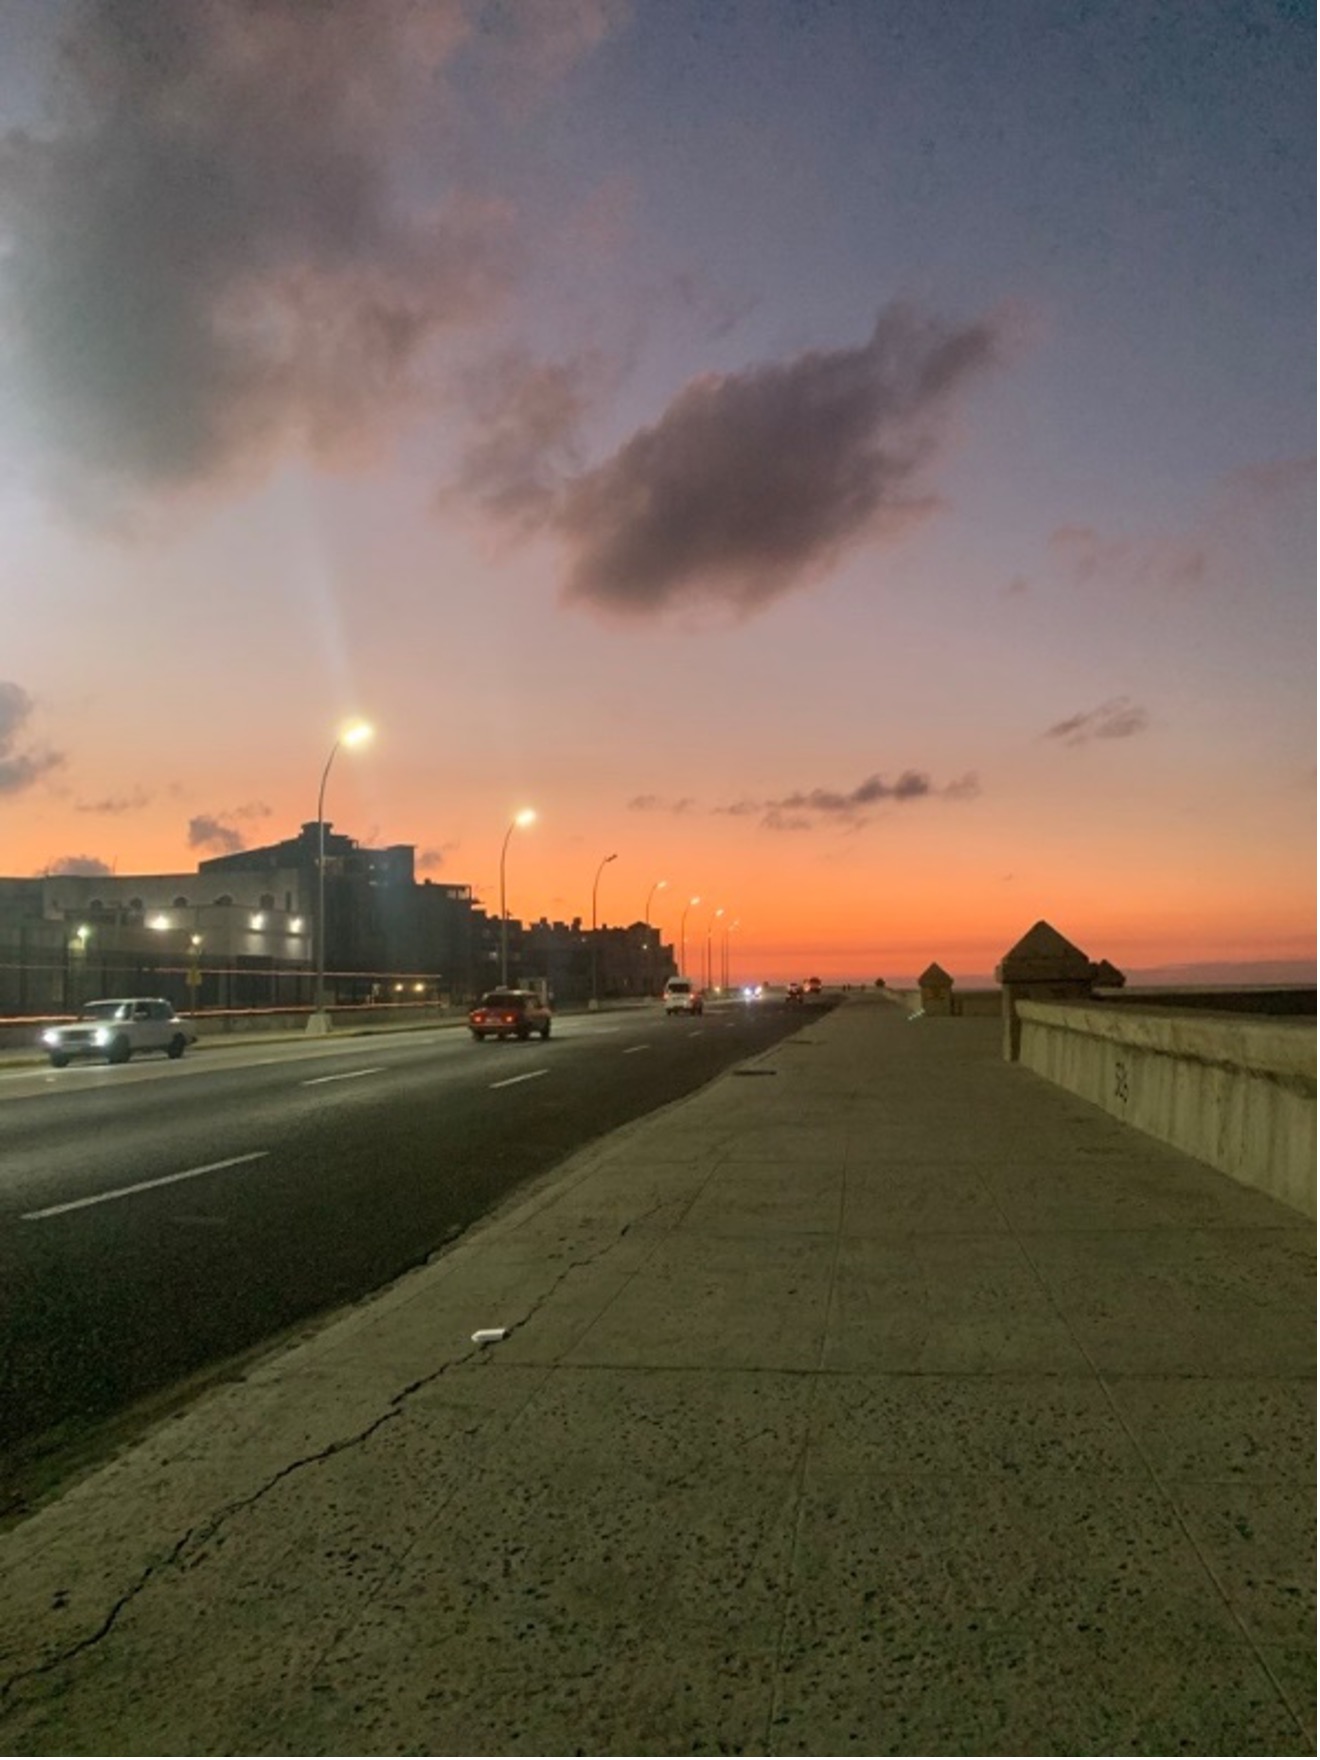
[499,808,536,985]
[315,720,373,1015]
[590,852,618,1008]
[678,895,700,980]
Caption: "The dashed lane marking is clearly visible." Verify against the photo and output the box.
[300,1067,385,1087]
[22,1151,270,1221]
[489,1069,550,1090]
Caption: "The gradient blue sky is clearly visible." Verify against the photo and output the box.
[1,0,1313,981]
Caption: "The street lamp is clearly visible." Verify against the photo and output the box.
[679,895,700,979]
[705,907,724,991]
[590,852,618,1009]
[642,879,668,996]
[315,720,373,1018]
[643,878,668,925]
[68,923,92,1010]
[499,808,536,985]
[722,918,739,991]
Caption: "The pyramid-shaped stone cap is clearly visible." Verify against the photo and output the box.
[995,919,1092,983]
[1090,958,1126,987]
[918,962,953,987]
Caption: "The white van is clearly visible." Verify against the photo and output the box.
[663,978,704,1016]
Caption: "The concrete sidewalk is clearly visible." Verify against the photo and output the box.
[0,997,1313,1756]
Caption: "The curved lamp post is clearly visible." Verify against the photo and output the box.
[590,852,618,1008]
[678,895,700,980]
[499,809,536,985]
[643,878,668,925]
[705,907,724,991]
[721,917,739,991]
[642,879,668,995]
[315,720,373,1014]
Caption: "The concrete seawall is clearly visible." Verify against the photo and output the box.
[1017,1000,1317,1218]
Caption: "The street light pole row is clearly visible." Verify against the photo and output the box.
[311,725,728,1011]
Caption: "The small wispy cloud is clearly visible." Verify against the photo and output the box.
[1048,525,1207,593]
[187,815,239,854]
[627,795,697,814]
[1042,697,1150,747]
[629,770,980,830]
[76,787,152,815]
[418,840,461,874]
[44,854,113,877]
[0,680,64,796]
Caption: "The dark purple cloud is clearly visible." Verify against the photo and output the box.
[0,1,516,513]
[553,304,1002,618]
[1042,698,1150,746]
[0,680,64,795]
[447,349,605,531]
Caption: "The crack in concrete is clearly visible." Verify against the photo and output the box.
[0,1208,668,1713]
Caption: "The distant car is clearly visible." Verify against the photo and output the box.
[741,983,764,1002]
[41,998,198,1068]
[469,989,552,1041]
[785,982,805,1005]
[805,976,823,994]
[663,978,704,1015]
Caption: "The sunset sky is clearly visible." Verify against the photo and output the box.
[1,0,1314,983]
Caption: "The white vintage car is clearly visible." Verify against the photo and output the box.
[42,998,198,1068]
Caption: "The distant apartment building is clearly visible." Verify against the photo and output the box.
[0,866,308,1014]
[521,918,676,1003]
[0,822,675,1013]
[200,822,491,1004]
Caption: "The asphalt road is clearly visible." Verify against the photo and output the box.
[0,997,830,1510]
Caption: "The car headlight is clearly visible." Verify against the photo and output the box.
[94,1027,112,1045]
[41,1029,59,1046]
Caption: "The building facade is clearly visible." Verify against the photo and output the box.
[0,823,676,1015]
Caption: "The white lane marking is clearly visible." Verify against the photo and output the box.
[489,1069,550,1090]
[687,1029,704,1038]
[22,1151,270,1221]
[300,1066,385,1087]
[623,1044,650,1055]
